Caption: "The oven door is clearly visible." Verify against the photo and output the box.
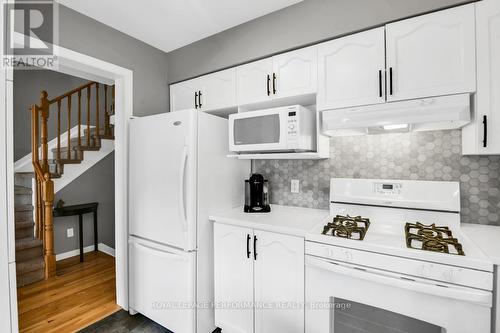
[229,108,288,152]
[305,256,492,333]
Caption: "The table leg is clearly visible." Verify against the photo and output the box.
[79,214,84,262]
[93,209,98,252]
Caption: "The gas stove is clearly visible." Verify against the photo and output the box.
[305,179,494,333]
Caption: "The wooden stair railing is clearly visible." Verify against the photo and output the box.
[30,82,114,279]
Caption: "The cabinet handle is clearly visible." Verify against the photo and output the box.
[194,91,198,109]
[273,73,277,94]
[378,70,383,98]
[483,115,488,148]
[267,74,271,96]
[253,235,258,260]
[198,91,202,108]
[389,67,393,95]
[246,234,251,259]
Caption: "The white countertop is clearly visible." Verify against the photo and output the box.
[462,223,500,266]
[209,205,329,237]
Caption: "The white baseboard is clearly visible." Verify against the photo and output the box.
[56,242,115,261]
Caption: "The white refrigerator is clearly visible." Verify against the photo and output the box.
[128,109,249,333]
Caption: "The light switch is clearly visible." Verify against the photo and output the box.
[291,179,300,193]
[67,228,74,238]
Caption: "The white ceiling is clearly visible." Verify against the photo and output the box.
[56,0,303,53]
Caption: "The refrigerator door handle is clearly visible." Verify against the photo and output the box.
[179,145,188,232]
[133,240,184,259]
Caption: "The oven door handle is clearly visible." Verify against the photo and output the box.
[305,256,492,307]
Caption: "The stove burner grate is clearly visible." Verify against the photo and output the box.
[322,215,370,240]
[405,222,465,256]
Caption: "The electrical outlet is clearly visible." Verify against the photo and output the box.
[67,228,74,238]
[291,179,300,193]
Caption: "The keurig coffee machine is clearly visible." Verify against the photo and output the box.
[244,174,271,213]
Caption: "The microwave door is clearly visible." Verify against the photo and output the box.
[230,111,288,152]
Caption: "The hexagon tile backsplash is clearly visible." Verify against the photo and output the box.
[254,130,500,226]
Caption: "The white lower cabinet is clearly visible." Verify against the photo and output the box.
[214,223,305,333]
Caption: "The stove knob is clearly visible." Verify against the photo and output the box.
[340,249,353,262]
[418,265,431,278]
[442,270,455,282]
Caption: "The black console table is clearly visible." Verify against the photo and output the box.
[53,202,99,262]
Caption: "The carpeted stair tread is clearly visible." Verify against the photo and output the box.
[17,268,45,287]
[15,220,34,229]
[15,204,33,212]
[16,257,45,276]
[15,185,32,195]
[15,237,42,251]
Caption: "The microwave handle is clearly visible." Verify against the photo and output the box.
[305,256,492,307]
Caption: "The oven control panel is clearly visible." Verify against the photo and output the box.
[374,182,402,195]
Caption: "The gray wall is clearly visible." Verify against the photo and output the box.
[54,153,115,253]
[57,4,169,117]
[254,130,500,226]
[166,0,471,83]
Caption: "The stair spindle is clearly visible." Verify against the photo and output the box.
[78,91,81,148]
[39,91,50,173]
[87,86,91,147]
[67,95,72,160]
[57,100,61,161]
[104,85,109,136]
[95,83,100,145]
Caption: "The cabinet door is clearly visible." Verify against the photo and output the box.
[473,0,500,154]
[236,58,273,106]
[254,231,304,333]
[170,79,199,111]
[317,27,385,110]
[386,4,476,102]
[214,223,254,333]
[272,46,318,99]
[199,68,237,112]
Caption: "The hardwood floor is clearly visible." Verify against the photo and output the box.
[17,251,121,333]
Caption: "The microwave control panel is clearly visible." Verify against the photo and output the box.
[287,111,299,145]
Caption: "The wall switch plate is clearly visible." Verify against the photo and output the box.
[67,228,74,238]
[291,179,300,193]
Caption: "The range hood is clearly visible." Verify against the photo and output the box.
[321,93,471,137]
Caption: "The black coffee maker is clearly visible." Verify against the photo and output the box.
[244,174,271,213]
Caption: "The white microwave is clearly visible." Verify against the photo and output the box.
[229,105,315,153]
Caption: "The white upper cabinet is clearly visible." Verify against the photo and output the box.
[199,68,237,112]
[272,46,318,100]
[253,230,304,333]
[236,58,274,106]
[170,78,200,111]
[170,69,237,112]
[214,223,254,333]
[463,0,500,155]
[386,4,476,102]
[317,27,386,110]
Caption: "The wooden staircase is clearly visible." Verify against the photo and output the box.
[15,82,115,287]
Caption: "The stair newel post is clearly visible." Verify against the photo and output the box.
[67,95,72,160]
[95,82,100,145]
[39,91,50,173]
[78,90,82,148]
[86,86,91,147]
[41,172,56,278]
[104,85,110,135]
